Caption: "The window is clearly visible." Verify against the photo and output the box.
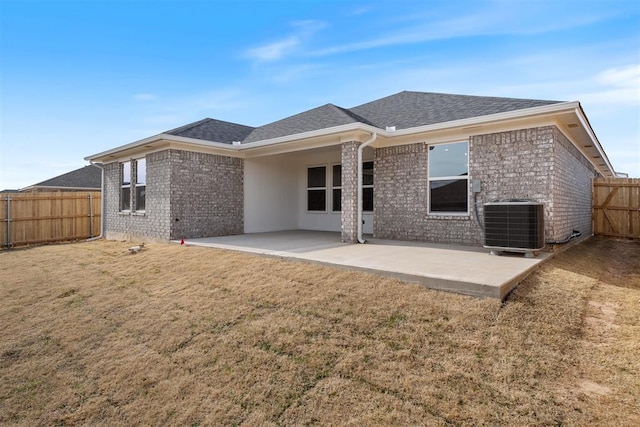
[121,161,131,211]
[135,158,146,211]
[428,142,468,213]
[120,158,146,212]
[307,166,326,211]
[362,161,373,212]
[332,164,341,212]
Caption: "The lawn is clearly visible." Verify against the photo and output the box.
[0,237,638,426]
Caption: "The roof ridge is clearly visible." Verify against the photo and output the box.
[27,165,101,188]
[333,105,377,127]
[351,91,563,109]
[165,117,255,136]
[164,118,214,135]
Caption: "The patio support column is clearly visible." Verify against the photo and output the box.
[341,141,359,243]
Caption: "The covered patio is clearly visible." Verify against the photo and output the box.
[176,231,552,299]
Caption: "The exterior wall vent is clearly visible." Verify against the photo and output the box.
[483,200,544,257]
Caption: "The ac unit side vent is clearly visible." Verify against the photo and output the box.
[484,201,544,254]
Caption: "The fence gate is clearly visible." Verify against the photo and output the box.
[592,178,640,239]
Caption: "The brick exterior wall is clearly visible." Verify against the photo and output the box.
[374,125,597,249]
[101,125,597,248]
[103,149,243,241]
[470,126,556,244]
[374,143,476,244]
[550,127,598,243]
[169,150,244,239]
[341,141,359,243]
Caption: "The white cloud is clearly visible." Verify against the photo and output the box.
[245,36,300,61]
[308,3,613,57]
[571,64,640,107]
[596,64,640,87]
[244,20,327,62]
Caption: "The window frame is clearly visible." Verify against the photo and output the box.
[306,165,327,212]
[134,157,146,212]
[120,161,131,212]
[331,163,342,213]
[120,157,147,213]
[427,141,469,216]
[362,160,374,212]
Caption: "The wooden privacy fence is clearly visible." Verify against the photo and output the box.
[593,178,640,239]
[0,192,101,249]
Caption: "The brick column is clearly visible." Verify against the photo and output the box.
[341,141,359,243]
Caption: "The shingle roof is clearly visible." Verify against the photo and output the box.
[349,91,563,130]
[26,165,102,190]
[243,104,375,143]
[162,91,563,145]
[165,118,255,143]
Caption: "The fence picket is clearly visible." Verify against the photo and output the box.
[592,178,640,239]
[0,192,101,249]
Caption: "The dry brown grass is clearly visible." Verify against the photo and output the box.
[0,237,638,426]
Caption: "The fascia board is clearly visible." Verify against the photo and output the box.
[573,104,616,175]
[85,134,167,161]
[84,133,240,162]
[236,123,384,149]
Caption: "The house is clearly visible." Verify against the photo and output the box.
[19,165,102,192]
[85,91,615,249]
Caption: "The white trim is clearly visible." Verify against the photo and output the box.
[427,141,470,216]
[331,163,342,213]
[573,105,616,174]
[362,160,374,213]
[306,164,328,213]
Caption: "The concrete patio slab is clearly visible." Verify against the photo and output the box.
[175,231,552,299]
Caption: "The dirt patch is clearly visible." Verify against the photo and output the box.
[0,236,638,425]
[577,380,611,397]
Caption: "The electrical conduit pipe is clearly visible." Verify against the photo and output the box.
[357,132,377,243]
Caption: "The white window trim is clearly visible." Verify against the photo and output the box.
[362,161,374,213]
[331,163,342,213]
[120,158,148,213]
[134,157,146,213]
[306,164,328,213]
[427,141,470,216]
[120,161,132,212]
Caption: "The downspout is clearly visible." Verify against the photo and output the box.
[357,132,377,243]
[87,161,105,241]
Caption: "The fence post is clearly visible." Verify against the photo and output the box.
[89,193,94,238]
[5,195,10,249]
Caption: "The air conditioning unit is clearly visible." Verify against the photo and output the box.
[484,200,545,257]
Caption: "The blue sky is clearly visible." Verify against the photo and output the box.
[1,0,639,189]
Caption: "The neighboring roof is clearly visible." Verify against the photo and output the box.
[165,118,255,143]
[243,104,375,143]
[21,165,102,191]
[349,91,563,130]
[0,189,19,194]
